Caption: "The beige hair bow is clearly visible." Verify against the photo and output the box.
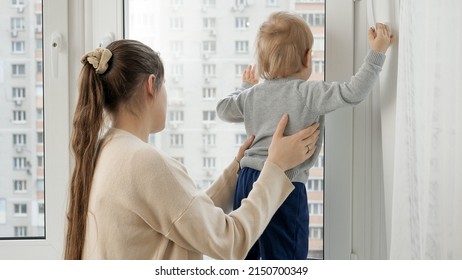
[80,47,113,74]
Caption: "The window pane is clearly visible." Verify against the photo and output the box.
[125,0,324,259]
[0,0,44,239]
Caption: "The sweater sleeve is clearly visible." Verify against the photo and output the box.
[300,50,386,115]
[216,83,253,123]
[131,148,294,260]
[205,160,240,214]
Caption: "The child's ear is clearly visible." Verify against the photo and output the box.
[303,49,312,67]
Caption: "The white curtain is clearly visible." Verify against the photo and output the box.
[390,0,462,259]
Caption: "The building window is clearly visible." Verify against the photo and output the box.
[202,41,216,53]
[12,0,25,6]
[307,179,323,192]
[203,17,216,29]
[313,36,325,52]
[36,39,43,50]
[202,110,216,122]
[202,64,216,77]
[38,203,45,214]
[202,87,216,100]
[235,41,249,54]
[235,17,249,29]
[313,59,324,73]
[170,17,184,30]
[202,0,216,6]
[12,87,26,99]
[13,133,27,145]
[36,179,44,192]
[169,110,184,123]
[203,134,216,146]
[170,134,184,147]
[11,17,25,30]
[12,110,27,123]
[14,226,28,237]
[314,154,324,168]
[309,202,324,215]
[202,157,216,169]
[37,131,44,144]
[235,0,248,6]
[14,180,27,192]
[309,226,323,240]
[170,41,183,57]
[13,157,28,169]
[37,108,43,120]
[266,0,279,6]
[14,203,28,216]
[12,41,25,54]
[36,61,43,74]
[12,64,26,76]
[235,134,247,146]
[37,154,44,168]
[0,199,6,224]
[301,12,325,27]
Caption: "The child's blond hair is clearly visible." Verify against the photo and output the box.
[256,11,314,80]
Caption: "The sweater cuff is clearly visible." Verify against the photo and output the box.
[366,50,386,67]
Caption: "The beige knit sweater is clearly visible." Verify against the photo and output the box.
[82,128,294,259]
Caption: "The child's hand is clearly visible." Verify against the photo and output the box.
[368,23,395,54]
[242,64,259,85]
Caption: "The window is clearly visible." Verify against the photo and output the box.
[170,17,183,30]
[235,40,249,54]
[37,154,44,168]
[14,226,28,237]
[307,179,323,192]
[202,110,216,122]
[12,41,25,54]
[313,59,324,73]
[203,134,216,146]
[14,180,28,192]
[37,131,43,144]
[11,17,25,30]
[14,203,28,216]
[309,226,323,240]
[170,134,184,147]
[36,61,43,74]
[202,157,216,169]
[235,17,249,29]
[0,199,6,224]
[12,110,27,123]
[13,134,27,145]
[12,0,25,6]
[202,41,216,53]
[13,157,28,169]
[202,64,216,77]
[235,134,247,146]
[125,0,326,260]
[12,87,26,99]
[202,87,216,100]
[313,36,325,52]
[266,0,279,6]
[301,12,325,27]
[203,18,216,30]
[173,157,184,164]
[309,202,324,215]
[12,64,26,76]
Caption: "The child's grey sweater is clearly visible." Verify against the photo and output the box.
[216,50,386,183]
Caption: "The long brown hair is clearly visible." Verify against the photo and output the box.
[65,40,164,259]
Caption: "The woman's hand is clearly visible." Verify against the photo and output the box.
[267,114,320,171]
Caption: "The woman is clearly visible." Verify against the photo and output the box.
[65,39,320,260]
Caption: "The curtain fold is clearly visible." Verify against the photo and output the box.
[390,0,462,259]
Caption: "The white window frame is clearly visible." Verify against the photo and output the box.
[1,0,378,260]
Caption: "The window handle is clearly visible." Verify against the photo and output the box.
[51,32,62,78]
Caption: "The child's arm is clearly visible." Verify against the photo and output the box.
[216,64,257,122]
[300,23,393,114]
